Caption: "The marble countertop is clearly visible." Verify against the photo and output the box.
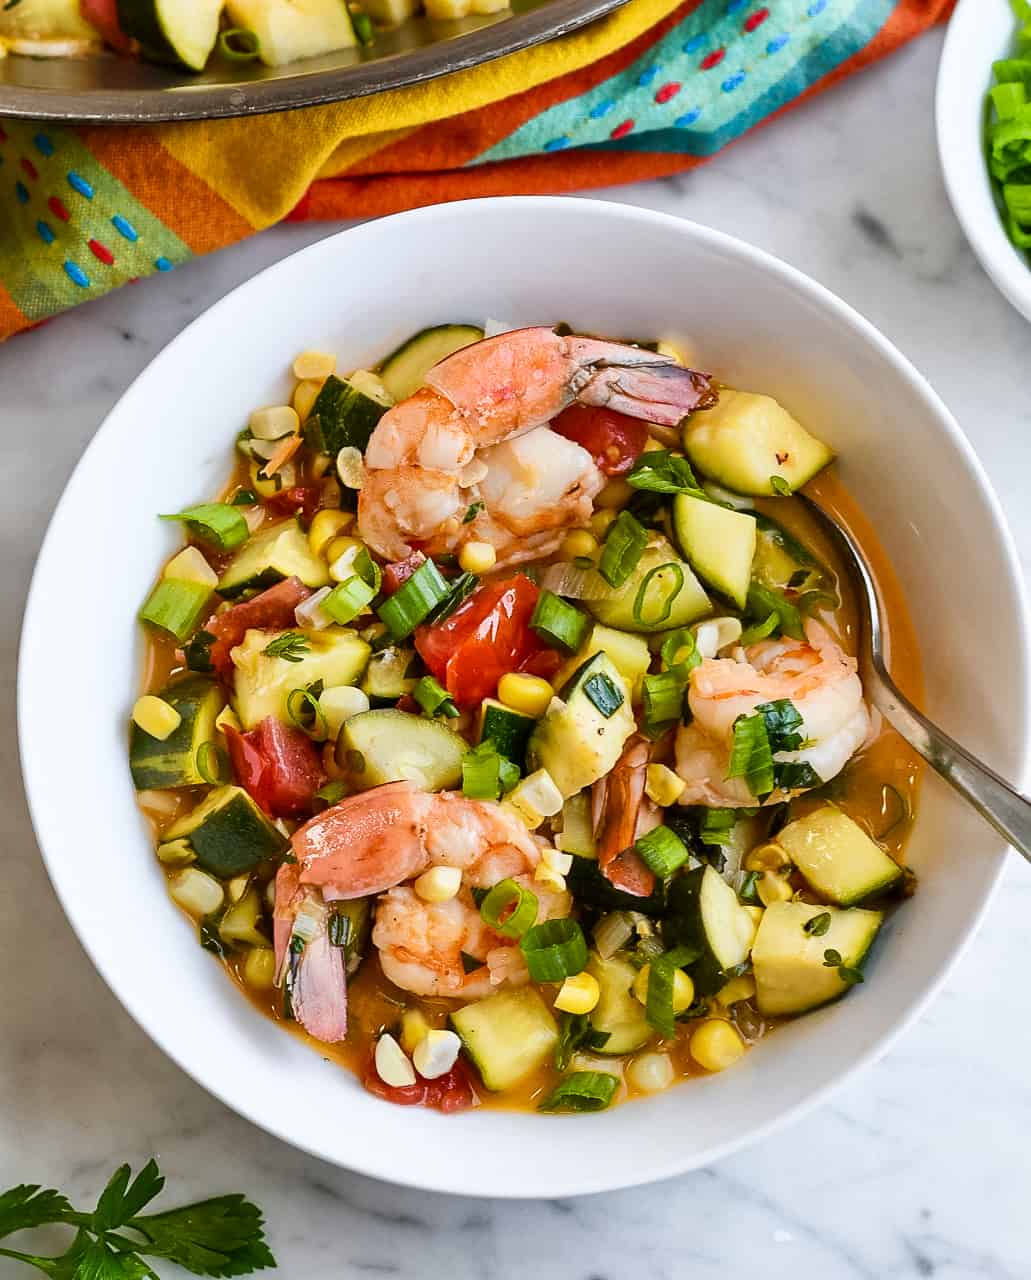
[4,23,1031,1280]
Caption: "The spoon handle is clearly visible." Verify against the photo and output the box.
[869,673,1031,866]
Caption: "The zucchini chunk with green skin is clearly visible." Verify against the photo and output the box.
[528,653,635,798]
[586,953,652,1055]
[339,708,465,791]
[752,514,832,595]
[751,901,883,1016]
[478,698,535,762]
[683,390,834,496]
[218,519,329,599]
[231,628,371,730]
[129,675,225,790]
[584,539,711,634]
[666,865,757,995]
[360,646,417,702]
[672,493,757,610]
[304,375,390,457]
[219,886,269,949]
[776,806,903,906]
[164,785,289,878]
[116,0,223,70]
[224,0,357,66]
[378,324,485,403]
[450,987,558,1091]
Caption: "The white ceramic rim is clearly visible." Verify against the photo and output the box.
[19,197,1031,1196]
[936,0,1031,324]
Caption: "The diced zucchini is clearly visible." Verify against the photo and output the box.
[566,855,666,917]
[164,785,289,878]
[1,0,99,39]
[554,624,652,697]
[666,865,757,995]
[776,806,902,906]
[587,953,652,1055]
[527,653,635,798]
[303,374,390,457]
[683,390,834,496]
[116,0,223,70]
[478,698,535,762]
[672,493,756,610]
[338,708,465,791]
[584,539,711,634]
[378,324,484,403]
[362,0,418,22]
[555,791,595,858]
[218,519,330,598]
[129,675,225,790]
[219,886,270,949]
[752,514,832,595]
[751,901,883,1016]
[224,0,357,66]
[360,646,417,702]
[450,987,558,1091]
[231,627,371,729]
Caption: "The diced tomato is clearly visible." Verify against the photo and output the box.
[80,0,133,50]
[362,1054,476,1112]
[263,486,324,524]
[414,574,547,708]
[206,577,311,677]
[551,404,650,476]
[393,694,419,715]
[382,551,426,596]
[224,718,325,819]
[520,648,563,680]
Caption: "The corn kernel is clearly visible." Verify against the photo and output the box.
[326,535,365,580]
[132,695,182,741]
[689,1019,746,1072]
[163,545,217,588]
[717,975,756,1007]
[533,863,567,892]
[459,540,497,575]
[541,847,573,876]
[589,508,619,539]
[757,870,794,906]
[243,947,277,990]
[400,1009,430,1055]
[560,529,599,560]
[424,0,472,17]
[498,672,554,718]
[293,350,336,381]
[375,1033,416,1088]
[412,1028,461,1079]
[292,377,323,423]
[554,971,601,1015]
[414,865,462,903]
[628,1051,674,1093]
[643,437,666,453]
[156,839,195,867]
[309,508,354,558]
[744,842,792,873]
[633,964,695,1013]
[645,763,686,808]
[215,705,242,736]
[319,685,370,739]
[168,867,223,919]
[337,446,365,491]
[595,477,633,509]
[249,404,299,441]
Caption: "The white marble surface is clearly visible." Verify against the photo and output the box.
[4,24,1031,1279]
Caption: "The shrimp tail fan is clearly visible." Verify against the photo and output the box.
[288,929,348,1044]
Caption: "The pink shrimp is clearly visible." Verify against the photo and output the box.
[592,736,656,898]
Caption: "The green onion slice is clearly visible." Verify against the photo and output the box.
[659,627,700,673]
[286,687,329,740]
[378,558,452,639]
[531,590,590,654]
[773,760,822,791]
[159,503,249,552]
[479,877,539,939]
[727,711,774,797]
[538,1071,619,1113]
[633,562,684,627]
[646,945,700,1038]
[640,667,688,737]
[699,807,736,846]
[219,27,261,60]
[413,675,459,719]
[598,511,648,589]
[739,612,779,646]
[139,579,212,642]
[425,571,479,626]
[634,825,690,878]
[461,742,519,800]
[328,911,351,948]
[520,918,589,983]
[196,741,230,785]
[352,10,374,45]
[746,582,804,641]
[756,699,804,752]
[323,576,376,626]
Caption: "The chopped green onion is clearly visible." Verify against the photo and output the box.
[538,1071,619,1113]
[554,1012,611,1071]
[322,576,376,626]
[659,627,700,673]
[231,489,257,506]
[219,26,261,60]
[634,825,690,878]
[139,579,212,642]
[739,612,779,645]
[598,511,648,588]
[640,667,689,737]
[328,911,351,948]
[727,712,774,797]
[769,475,792,497]
[315,779,346,807]
[425,571,479,626]
[773,760,822,790]
[626,450,703,495]
[645,945,699,1037]
[262,632,310,663]
[159,503,249,552]
[377,558,451,639]
[746,582,804,641]
[531,590,590,653]
[520,918,589,982]
[699,808,736,846]
[413,675,459,719]
[582,670,624,718]
[479,877,539,939]
[352,9,374,45]
[196,741,229,785]
[461,742,520,800]
[463,501,484,524]
[286,687,329,740]
[633,562,685,627]
[756,699,804,752]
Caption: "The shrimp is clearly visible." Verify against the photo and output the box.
[358,327,716,566]
[592,735,656,898]
[275,782,571,1035]
[675,619,870,808]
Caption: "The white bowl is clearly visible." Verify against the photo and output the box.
[937,0,1031,323]
[19,198,1030,1197]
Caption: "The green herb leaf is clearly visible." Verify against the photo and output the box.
[554,1012,608,1072]
[0,1184,72,1239]
[93,1162,165,1232]
[837,965,865,987]
[769,475,792,496]
[462,502,484,524]
[129,1195,276,1277]
[755,699,804,752]
[626,450,704,495]
[261,632,310,663]
[802,911,832,937]
[822,948,843,967]
[230,490,257,506]
[773,761,822,791]
[726,712,774,797]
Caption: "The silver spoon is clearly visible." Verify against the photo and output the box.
[797,492,1031,863]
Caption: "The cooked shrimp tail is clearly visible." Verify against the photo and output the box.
[273,864,348,1043]
[594,735,656,897]
[565,337,718,425]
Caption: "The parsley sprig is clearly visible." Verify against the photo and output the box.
[0,1161,275,1277]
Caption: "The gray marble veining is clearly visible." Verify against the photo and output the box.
[3,25,1031,1279]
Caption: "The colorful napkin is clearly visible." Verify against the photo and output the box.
[0,0,952,342]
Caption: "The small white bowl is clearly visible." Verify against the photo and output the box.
[19,197,1030,1197]
[937,0,1031,322]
